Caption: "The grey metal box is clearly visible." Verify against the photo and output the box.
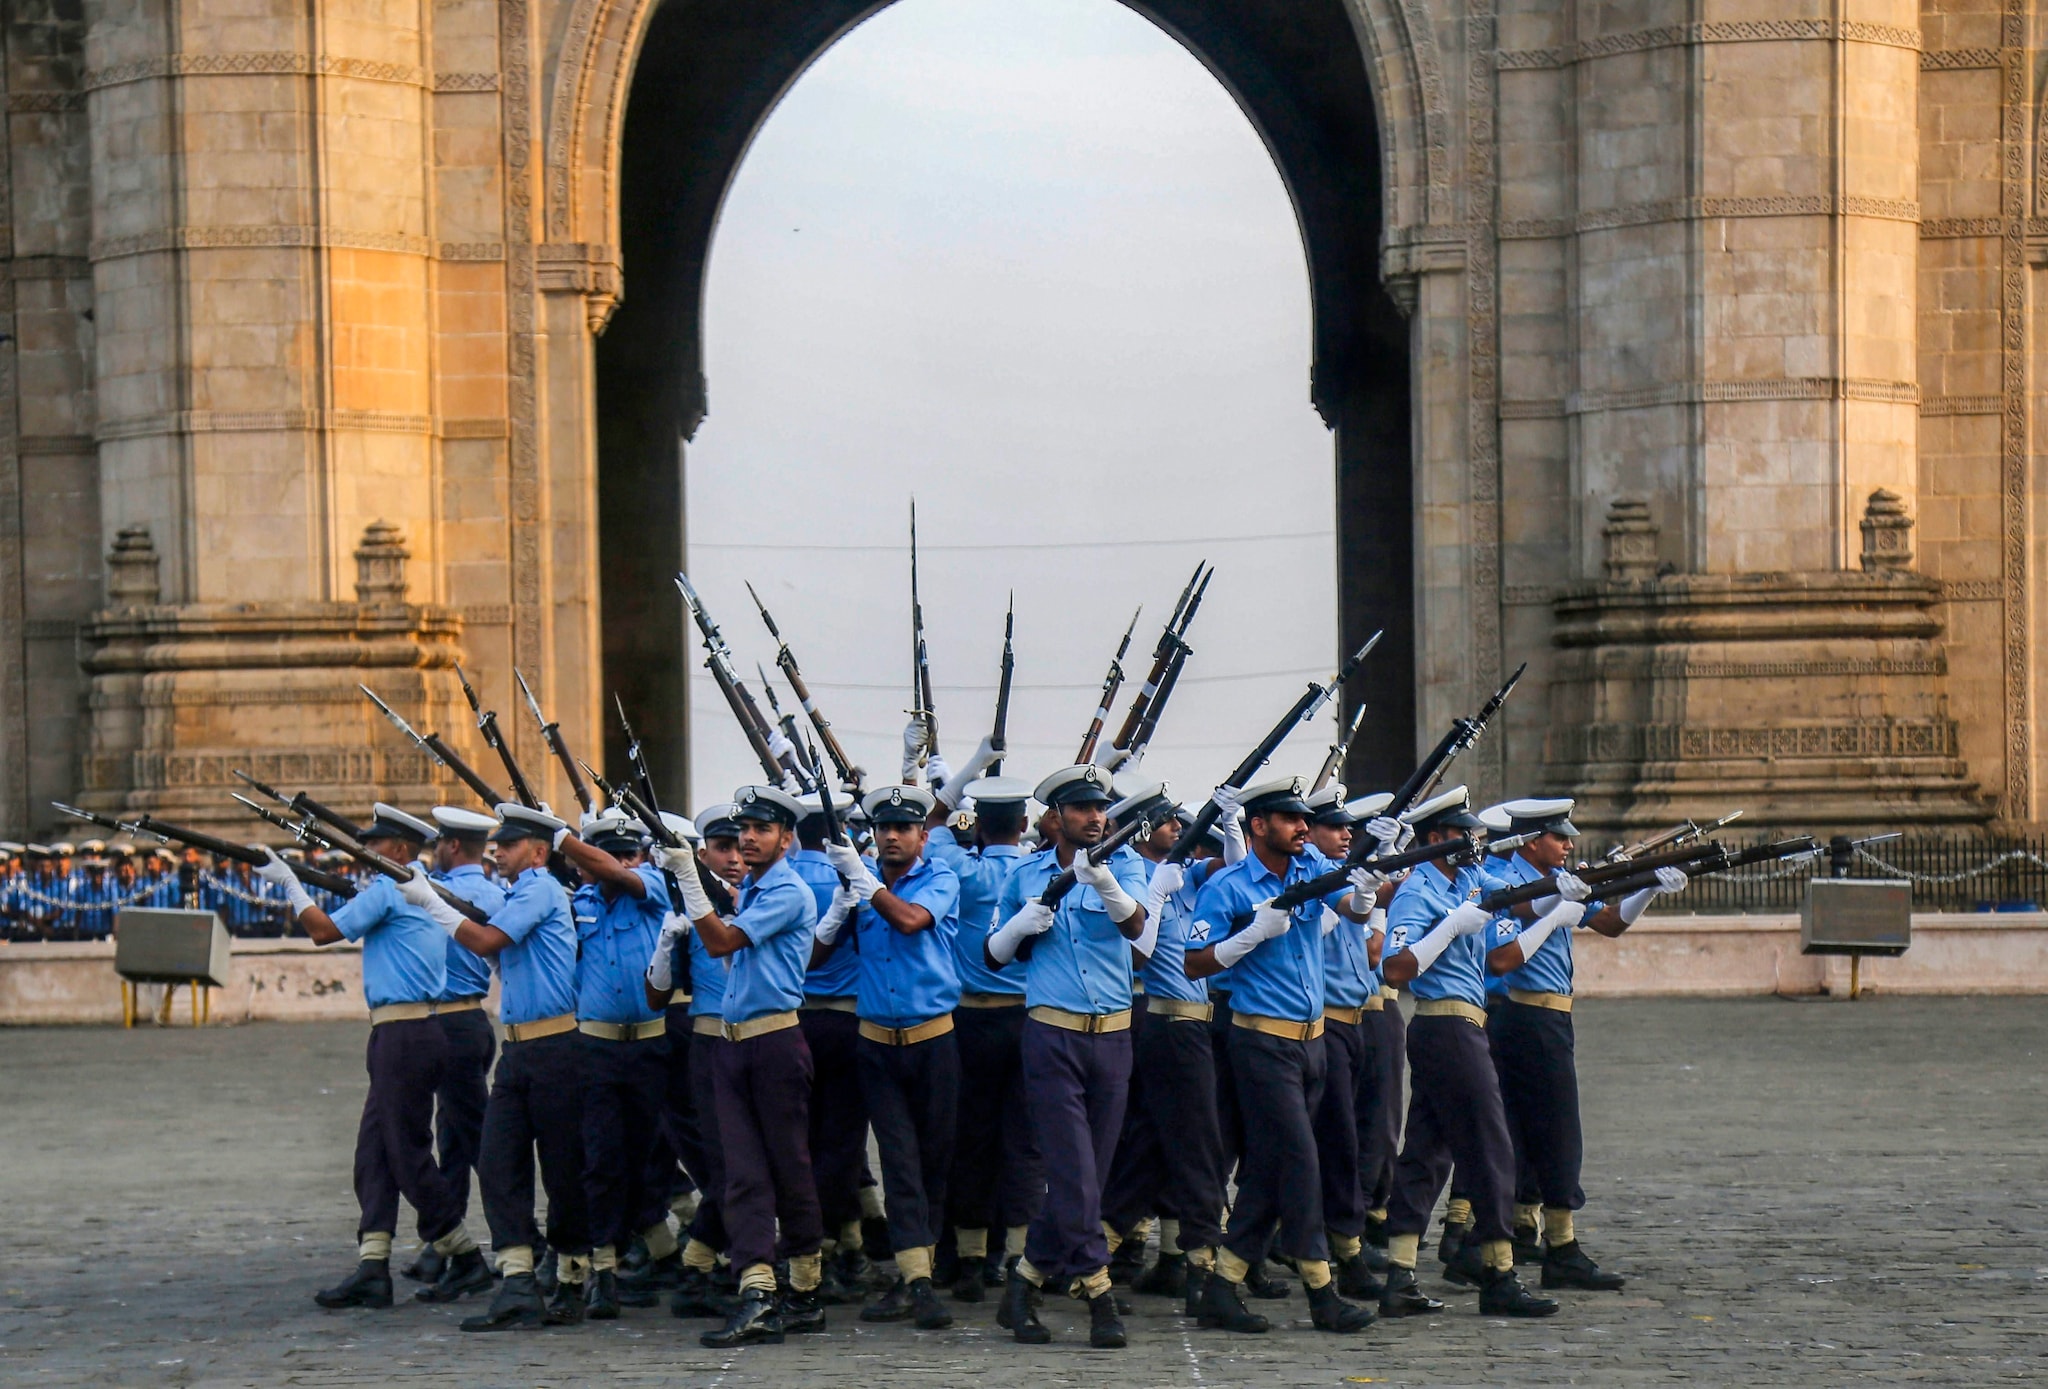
[114,908,232,986]
[1801,879,1911,957]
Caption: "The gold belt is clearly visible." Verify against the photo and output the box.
[723,1010,800,1042]
[958,992,1025,1009]
[691,1015,725,1037]
[1232,1011,1325,1042]
[858,1015,955,1047]
[579,1017,668,1042]
[1027,1005,1132,1034]
[504,1012,578,1043]
[1323,1005,1367,1025]
[368,1001,434,1025]
[1380,986,1400,1001]
[437,997,485,1015]
[1146,997,1213,1022]
[1413,998,1489,1027]
[1508,988,1574,1013]
[801,995,858,1014]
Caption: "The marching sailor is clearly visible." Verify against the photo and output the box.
[986,764,1150,1349]
[1184,776,1377,1334]
[813,783,962,1327]
[255,804,486,1310]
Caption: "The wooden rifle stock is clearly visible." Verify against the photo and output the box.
[54,803,359,898]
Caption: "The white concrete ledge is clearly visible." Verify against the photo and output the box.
[0,938,424,1026]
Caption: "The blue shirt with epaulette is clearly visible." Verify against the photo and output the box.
[790,847,858,998]
[927,827,1027,998]
[1303,844,1382,1008]
[1488,851,1591,997]
[329,873,449,1009]
[573,862,668,1026]
[841,852,961,1027]
[1139,857,1215,1004]
[1190,851,1328,1023]
[722,854,819,1024]
[491,866,578,1026]
[1384,858,1490,1007]
[996,843,1152,1016]
[431,863,503,1001]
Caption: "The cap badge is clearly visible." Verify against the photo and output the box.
[889,787,903,805]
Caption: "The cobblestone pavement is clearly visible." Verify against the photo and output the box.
[2,997,2043,1386]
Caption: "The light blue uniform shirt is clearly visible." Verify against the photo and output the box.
[792,847,859,998]
[1304,845,1378,1009]
[995,844,1151,1016]
[573,863,668,1026]
[1139,857,1215,1004]
[329,873,448,1009]
[843,853,961,1027]
[431,863,503,1001]
[491,866,578,1026]
[928,827,1027,997]
[1489,851,1593,997]
[722,854,819,1025]
[686,925,727,1018]
[1190,852,1328,1023]
[1385,858,1490,1007]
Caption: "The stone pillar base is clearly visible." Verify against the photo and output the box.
[1542,572,1989,833]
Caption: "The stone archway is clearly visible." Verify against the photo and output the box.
[544,0,1445,801]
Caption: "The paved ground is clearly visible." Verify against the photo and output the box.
[2,998,2043,1386]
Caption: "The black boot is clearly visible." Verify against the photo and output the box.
[1363,1213,1390,1250]
[700,1286,783,1347]
[617,1234,652,1278]
[1183,1264,1209,1319]
[932,1241,960,1289]
[1442,1238,1485,1289]
[1242,1259,1291,1300]
[997,1269,1050,1343]
[950,1258,986,1303]
[1436,1218,1472,1267]
[832,1245,876,1292]
[668,1265,733,1319]
[585,1269,621,1320]
[618,1250,682,1306]
[1134,1251,1187,1297]
[1477,1265,1559,1317]
[909,1277,953,1329]
[1335,1253,1384,1301]
[415,1247,493,1303]
[1356,1240,1391,1273]
[546,1279,585,1325]
[461,1272,546,1331]
[1196,1273,1269,1334]
[534,1245,559,1297]
[1307,1279,1376,1333]
[314,1259,393,1309]
[861,1215,893,1263]
[860,1277,914,1322]
[1378,1265,1444,1318]
[1107,1236,1146,1287]
[982,1253,1009,1288]
[1512,1221,1543,1265]
[1089,1290,1127,1348]
[1541,1240,1626,1291]
[781,1288,828,1334]
[401,1246,445,1284]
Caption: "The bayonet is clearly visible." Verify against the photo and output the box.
[1110,562,1209,755]
[231,792,492,924]
[515,668,594,814]
[676,573,794,787]
[910,500,938,770]
[1313,702,1370,793]
[747,581,864,789]
[990,594,1015,777]
[1077,604,1140,764]
[230,769,365,842]
[456,663,539,809]
[359,683,505,807]
[54,801,358,898]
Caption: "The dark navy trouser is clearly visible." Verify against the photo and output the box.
[1487,1001,1585,1211]
[1020,1018,1131,1281]
[478,1030,589,1256]
[1359,1000,1404,1210]
[714,1023,824,1271]
[800,1005,868,1237]
[1312,1015,1369,1238]
[857,1028,960,1257]
[357,1016,464,1243]
[1101,1006,1225,1250]
[1222,1025,1328,1266]
[685,1026,729,1252]
[945,1003,1043,1237]
[578,1030,668,1252]
[1385,1013,1515,1245]
[432,1007,495,1223]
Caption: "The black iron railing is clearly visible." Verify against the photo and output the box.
[1641,833,2048,915]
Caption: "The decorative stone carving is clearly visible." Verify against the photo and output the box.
[105,525,161,608]
[1601,499,1660,581]
[1859,489,1913,572]
[353,521,410,606]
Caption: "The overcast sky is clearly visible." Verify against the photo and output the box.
[683,0,1339,811]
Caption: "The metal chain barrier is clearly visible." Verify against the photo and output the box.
[1854,844,2048,885]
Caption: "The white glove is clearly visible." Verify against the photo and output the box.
[1346,865,1385,914]
[1100,746,1133,772]
[256,848,314,915]
[1213,901,1292,968]
[826,841,882,902]
[988,900,1054,964]
[924,751,953,788]
[645,913,688,992]
[936,736,999,809]
[1401,900,1489,975]
[1618,866,1688,925]
[1074,856,1139,923]
[551,824,573,851]
[1554,871,1591,903]
[814,885,858,945]
[1212,786,1247,865]
[766,728,795,763]
[900,718,929,779]
[1444,901,1493,937]
[1320,905,1342,938]
[1366,816,1402,857]
[1364,905,1387,938]
[653,839,715,921]
[579,807,601,831]
[1509,896,1586,961]
[397,867,441,911]
[1655,866,1689,894]
[1145,860,1186,914]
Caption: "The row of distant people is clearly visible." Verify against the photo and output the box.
[0,840,387,940]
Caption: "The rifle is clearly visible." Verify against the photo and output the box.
[748,581,864,789]
[755,665,818,794]
[676,573,790,786]
[615,695,659,814]
[1165,632,1381,865]
[515,669,594,814]
[230,794,491,924]
[580,760,732,918]
[455,664,538,809]
[1121,623,1194,766]
[1267,827,1542,913]
[1076,604,1140,764]
[1008,806,1163,964]
[1604,811,1744,863]
[1313,703,1369,793]
[1109,562,1208,756]
[1558,836,1819,910]
[989,594,1016,777]
[1480,837,1749,914]
[1385,661,1527,819]
[359,684,507,808]
[53,802,358,898]
[811,739,850,848]
[230,769,364,840]
[910,500,937,771]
